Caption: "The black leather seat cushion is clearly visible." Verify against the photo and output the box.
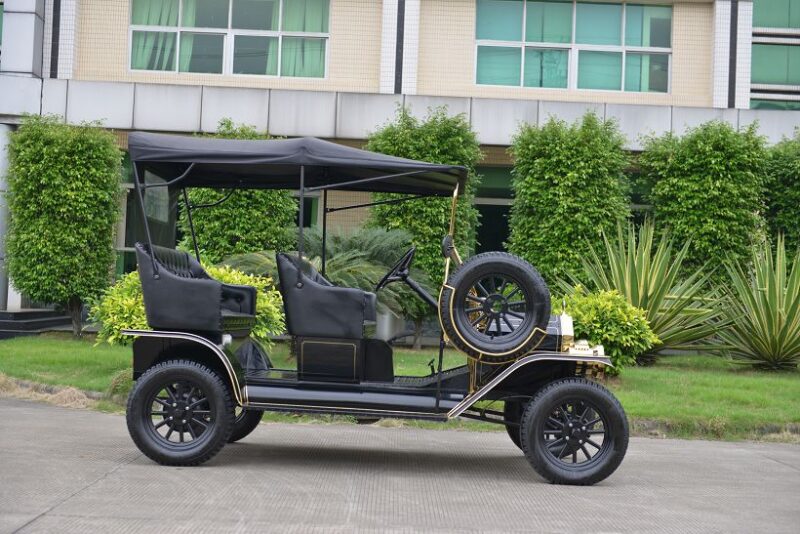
[276,253,377,339]
[136,243,257,335]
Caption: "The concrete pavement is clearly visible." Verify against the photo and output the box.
[0,398,798,533]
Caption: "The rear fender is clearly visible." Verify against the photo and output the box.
[123,329,244,406]
[447,353,613,419]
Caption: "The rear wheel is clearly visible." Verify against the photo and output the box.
[520,378,628,485]
[126,360,235,466]
[503,401,523,450]
[228,408,263,443]
[439,252,550,363]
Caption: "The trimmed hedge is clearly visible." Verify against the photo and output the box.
[6,115,121,336]
[508,113,630,283]
[765,134,800,253]
[178,119,296,263]
[639,121,767,278]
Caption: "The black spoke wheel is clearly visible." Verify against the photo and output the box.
[228,408,264,443]
[503,401,524,450]
[439,252,550,362]
[520,378,628,485]
[126,360,235,466]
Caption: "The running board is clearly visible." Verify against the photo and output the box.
[243,384,460,419]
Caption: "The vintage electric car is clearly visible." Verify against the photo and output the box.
[122,132,629,486]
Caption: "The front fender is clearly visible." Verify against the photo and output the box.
[446,352,613,419]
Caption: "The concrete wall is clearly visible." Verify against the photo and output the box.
[72,0,383,93]
[0,124,12,310]
[416,1,715,108]
[0,0,46,77]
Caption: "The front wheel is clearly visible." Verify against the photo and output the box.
[126,360,235,466]
[520,378,628,485]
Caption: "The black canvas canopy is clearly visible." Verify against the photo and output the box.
[128,132,466,196]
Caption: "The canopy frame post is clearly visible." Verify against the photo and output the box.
[132,162,159,278]
[182,188,201,262]
[321,189,328,277]
[297,166,305,287]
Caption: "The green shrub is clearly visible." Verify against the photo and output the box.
[178,119,296,263]
[560,221,724,361]
[717,235,800,371]
[366,107,482,284]
[508,112,630,283]
[565,288,659,374]
[640,121,767,280]
[765,134,800,252]
[90,266,285,346]
[6,115,122,336]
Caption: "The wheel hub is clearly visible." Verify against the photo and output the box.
[483,294,507,316]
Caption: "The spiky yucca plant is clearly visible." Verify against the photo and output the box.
[560,221,724,360]
[718,236,800,370]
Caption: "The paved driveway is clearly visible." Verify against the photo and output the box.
[0,398,798,533]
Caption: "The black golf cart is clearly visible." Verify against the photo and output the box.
[122,132,628,485]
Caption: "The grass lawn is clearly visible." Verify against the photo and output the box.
[1,333,798,440]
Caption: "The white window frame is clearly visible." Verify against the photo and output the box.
[474,0,673,93]
[128,0,330,79]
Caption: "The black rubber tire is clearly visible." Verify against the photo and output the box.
[520,378,629,486]
[503,401,523,450]
[126,360,235,466]
[439,252,550,362]
[228,409,263,443]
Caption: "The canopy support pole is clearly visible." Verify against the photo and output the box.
[182,188,201,262]
[321,189,328,277]
[132,163,159,278]
[297,166,305,287]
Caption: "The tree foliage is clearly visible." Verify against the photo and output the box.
[6,115,121,336]
[365,107,482,284]
[639,121,767,279]
[178,119,296,263]
[765,133,800,253]
[508,113,630,284]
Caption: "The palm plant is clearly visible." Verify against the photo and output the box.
[559,221,724,360]
[718,236,800,370]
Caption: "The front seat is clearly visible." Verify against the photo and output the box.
[135,243,257,337]
[276,253,377,340]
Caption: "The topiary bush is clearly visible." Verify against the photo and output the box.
[765,133,800,253]
[564,288,659,375]
[89,266,285,346]
[639,121,767,280]
[508,112,630,284]
[6,115,122,336]
[178,119,296,263]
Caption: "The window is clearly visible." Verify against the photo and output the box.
[475,1,672,93]
[129,0,329,77]
[752,44,800,86]
[751,99,800,111]
[754,0,800,29]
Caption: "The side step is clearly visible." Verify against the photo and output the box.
[244,384,460,420]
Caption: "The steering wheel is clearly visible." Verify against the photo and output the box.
[376,247,416,291]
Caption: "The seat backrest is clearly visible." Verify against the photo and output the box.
[276,253,333,289]
[144,244,207,279]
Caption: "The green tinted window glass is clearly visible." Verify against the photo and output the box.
[477,46,521,85]
[753,0,800,29]
[179,32,224,73]
[476,0,523,40]
[281,37,326,77]
[526,1,572,43]
[131,31,177,70]
[232,0,279,30]
[578,51,622,89]
[524,48,568,87]
[576,2,621,45]
[752,44,800,85]
[182,0,229,28]
[234,35,278,75]
[476,166,514,198]
[625,5,672,47]
[283,0,330,32]
[131,0,179,26]
[750,99,800,110]
[625,53,669,92]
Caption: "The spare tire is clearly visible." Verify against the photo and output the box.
[438,252,550,363]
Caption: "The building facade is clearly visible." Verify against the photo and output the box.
[0,0,799,311]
